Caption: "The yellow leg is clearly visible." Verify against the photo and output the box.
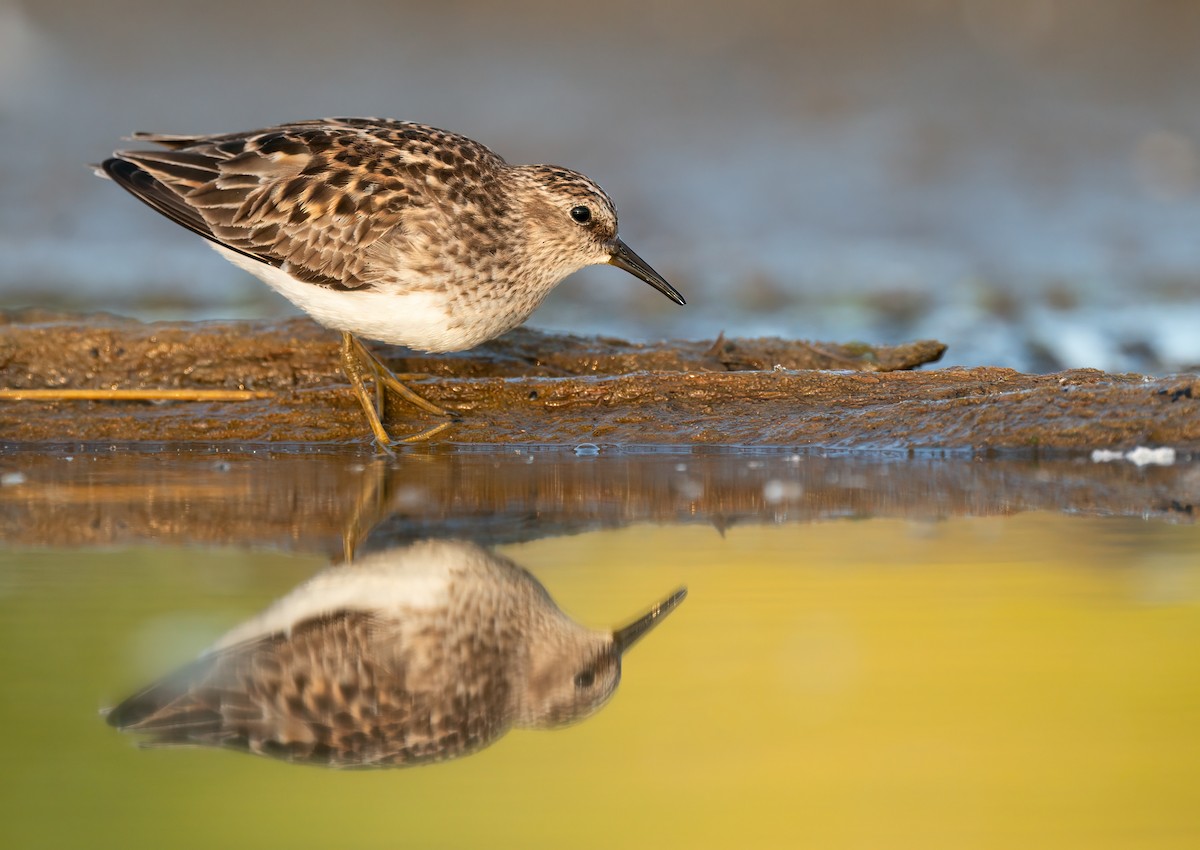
[339,332,453,450]
[350,335,447,416]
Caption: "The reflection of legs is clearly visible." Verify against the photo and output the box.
[338,457,389,564]
[339,332,452,449]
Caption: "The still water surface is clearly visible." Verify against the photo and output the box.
[1,449,1198,848]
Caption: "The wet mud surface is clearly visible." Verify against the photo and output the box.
[2,311,1198,451]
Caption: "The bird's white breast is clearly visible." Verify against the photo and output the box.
[214,246,516,352]
[210,544,470,651]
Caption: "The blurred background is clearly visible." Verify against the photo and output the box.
[3,0,1200,373]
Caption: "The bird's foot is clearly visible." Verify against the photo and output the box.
[349,334,448,416]
[339,332,454,451]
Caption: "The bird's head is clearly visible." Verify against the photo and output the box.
[511,165,685,306]
[515,587,687,729]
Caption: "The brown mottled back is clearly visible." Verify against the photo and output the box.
[103,118,508,290]
[107,608,512,768]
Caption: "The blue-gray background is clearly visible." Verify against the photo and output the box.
[4,0,1200,373]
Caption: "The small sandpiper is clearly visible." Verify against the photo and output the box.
[97,118,685,448]
[105,540,687,768]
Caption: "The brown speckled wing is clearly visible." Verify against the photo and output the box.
[107,609,509,768]
[103,118,505,290]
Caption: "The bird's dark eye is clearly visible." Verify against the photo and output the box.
[573,670,595,689]
[570,205,592,224]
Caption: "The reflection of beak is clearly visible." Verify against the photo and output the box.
[612,587,688,654]
[608,239,687,306]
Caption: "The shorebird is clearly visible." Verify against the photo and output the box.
[106,539,687,767]
[98,118,685,448]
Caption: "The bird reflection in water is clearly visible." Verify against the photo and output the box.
[106,540,686,768]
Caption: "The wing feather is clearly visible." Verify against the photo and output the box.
[105,608,504,767]
[107,611,398,765]
[102,119,505,290]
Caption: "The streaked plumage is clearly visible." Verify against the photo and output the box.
[106,540,686,768]
[97,118,685,447]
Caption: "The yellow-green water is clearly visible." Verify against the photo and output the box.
[2,511,1198,849]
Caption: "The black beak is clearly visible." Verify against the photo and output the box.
[608,239,686,306]
[612,587,688,655]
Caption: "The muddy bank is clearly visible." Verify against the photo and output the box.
[1,311,1198,450]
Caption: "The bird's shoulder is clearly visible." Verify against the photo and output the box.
[117,118,509,288]
[137,117,505,174]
